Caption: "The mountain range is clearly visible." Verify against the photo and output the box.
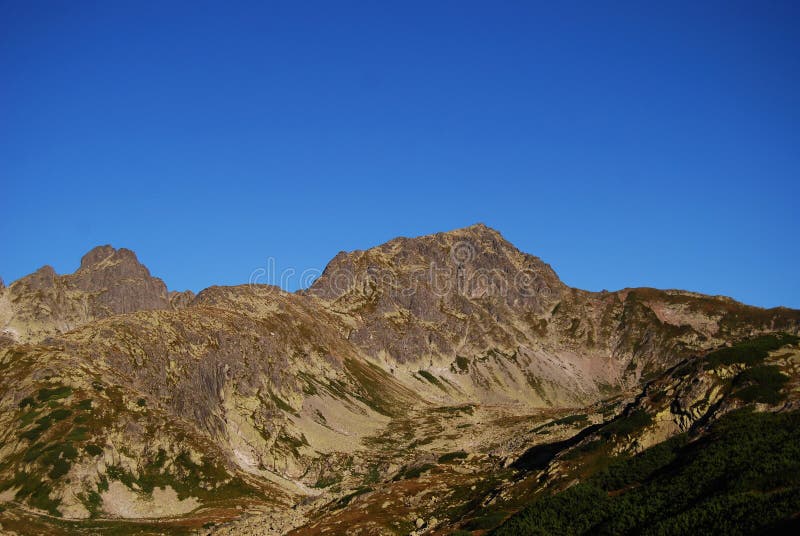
[1,224,798,535]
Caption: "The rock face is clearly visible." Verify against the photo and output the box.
[0,224,798,531]
[0,245,177,343]
[308,224,563,364]
[169,289,196,309]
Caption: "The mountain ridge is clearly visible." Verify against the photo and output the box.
[1,225,799,534]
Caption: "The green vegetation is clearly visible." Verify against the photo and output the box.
[454,355,470,372]
[403,463,435,479]
[83,490,103,516]
[493,408,800,535]
[563,438,605,460]
[268,391,296,414]
[704,333,798,369]
[314,473,343,488]
[343,358,405,417]
[19,408,40,426]
[48,458,71,479]
[362,464,381,484]
[444,471,513,531]
[554,413,589,426]
[84,444,104,457]
[732,365,789,404]
[37,385,73,402]
[336,486,372,508]
[50,408,72,421]
[393,463,435,481]
[438,450,468,463]
[463,511,510,531]
[599,409,652,438]
[531,413,591,434]
[431,404,475,416]
[21,441,79,478]
[300,376,318,395]
[1,439,81,515]
[593,434,688,491]
[667,330,799,377]
[67,426,89,441]
[17,391,84,443]
[19,413,57,442]
[418,369,446,390]
[105,449,254,502]
[3,471,60,515]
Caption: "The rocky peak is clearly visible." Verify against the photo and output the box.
[71,245,169,313]
[77,245,150,277]
[310,223,562,307]
[79,244,117,269]
[308,224,565,364]
[3,245,172,343]
[13,265,58,291]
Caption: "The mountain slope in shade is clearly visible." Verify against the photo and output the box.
[0,224,798,534]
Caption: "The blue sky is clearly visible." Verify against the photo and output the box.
[1,1,798,308]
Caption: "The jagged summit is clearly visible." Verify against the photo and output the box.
[77,244,157,280]
[392,222,507,243]
[311,222,560,298]
[78,244,139,269]
[440,221,507,240]
[1,245,172,343]
[79,244,117,268]
[369,222,514,255]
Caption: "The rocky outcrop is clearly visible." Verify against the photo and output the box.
[72,245,169,313]
[0,245,190,343]
[169,289,196,309]
[308,224,563,363]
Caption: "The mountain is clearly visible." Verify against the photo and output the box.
[0,246,194,345]
[0,225,798,535]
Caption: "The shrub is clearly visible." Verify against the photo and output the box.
[418,370,444,389]
[704,333,798,369]
[37,386,72,402]
[493,409,800,535]
[732,365,789,404]
[600,409,652,438]
[438,451,468,463]
[84,444,103,457]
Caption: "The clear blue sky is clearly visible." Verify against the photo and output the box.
[1,1,798,308]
